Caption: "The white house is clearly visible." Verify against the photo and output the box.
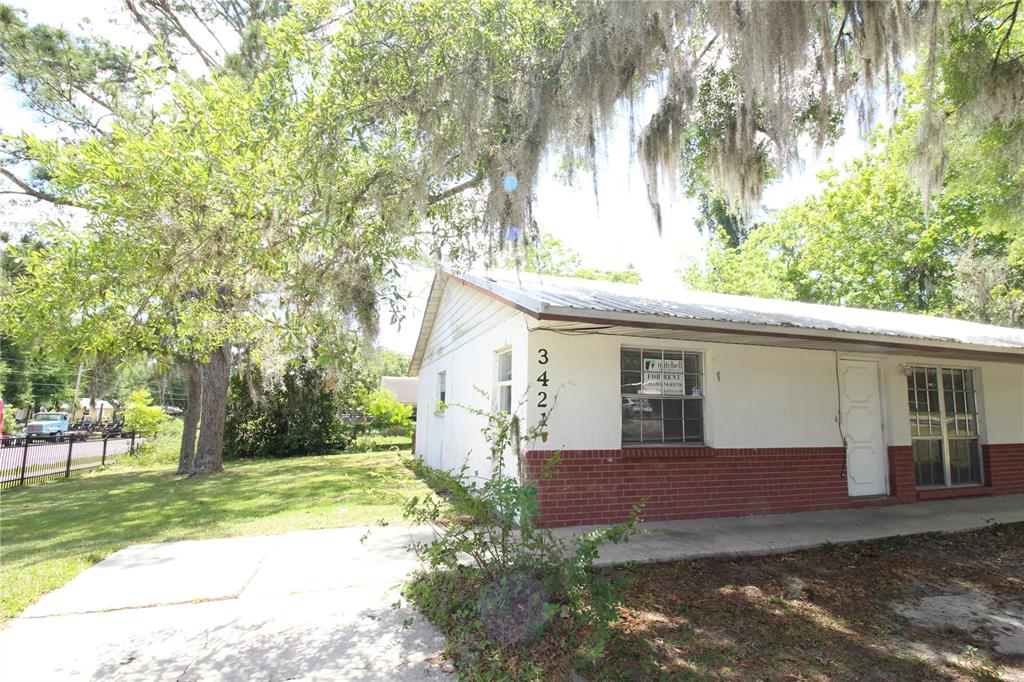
[410,269,1024,528]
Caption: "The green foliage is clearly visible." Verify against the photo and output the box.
[122,418,184,468]
[0,334,79,414]
[694,191,754,247]
[0,4,146,133]
[363,387,412,433]
[687,119,1024,326]
[403,404,639,678]
[376,349,411,378]
[349,434,411,452]
[224,357,356,459]
[2,6,421,388]
[572,266,642,285]
[111,359,188,408]
[123,389,168,437]
[2,408,15,434]
[928,0,1024,232]
[504,233,642,284]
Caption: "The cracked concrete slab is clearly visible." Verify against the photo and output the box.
[1,526,451,681]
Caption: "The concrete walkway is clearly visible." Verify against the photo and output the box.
[3,496,1022,680]
[0,526,452,681]
[554,493,1024,566]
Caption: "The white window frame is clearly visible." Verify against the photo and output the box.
[494,348,512,414]
[906,364,984,488]
[436,370,447,416]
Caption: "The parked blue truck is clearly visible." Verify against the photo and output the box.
[25,411,71,439]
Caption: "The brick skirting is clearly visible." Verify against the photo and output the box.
[985,443,1024,494]
[525,443,1024,528]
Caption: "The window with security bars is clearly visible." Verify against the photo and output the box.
[621,347,703,445]
[906,366,982,487]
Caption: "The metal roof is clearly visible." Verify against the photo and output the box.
[462,270,1024,350]
[410,269,1024,373]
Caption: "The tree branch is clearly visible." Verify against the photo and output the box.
[148,0,219,70]
[993,0,1021,66]
[0,167,70,206]
[428,170,485,205]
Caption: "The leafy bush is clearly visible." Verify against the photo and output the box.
[363,387,412,433]
[120,418,183,468]
[403,404,640,679]
[2,409,15,434]
[349,434,412,452]
[123,389,168,437]
[224,357,355,458]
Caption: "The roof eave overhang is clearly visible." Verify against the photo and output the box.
[532,306,1024,364]
[408,271,449,376]
[408,271,545,376]
[409,273,1024,374]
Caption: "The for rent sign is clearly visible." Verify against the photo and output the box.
[641,358,685,395]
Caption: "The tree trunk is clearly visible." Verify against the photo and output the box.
[190,343,231,475]
[177,359,202,475]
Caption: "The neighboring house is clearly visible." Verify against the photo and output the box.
[77,398,116,423]
[381,376,419,419]
[411,269,1024,528]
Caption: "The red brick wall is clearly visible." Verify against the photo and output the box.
[887,446,917,503]
[524,447,894,528]
[985,443,1024,494]
[525,443,1024,528]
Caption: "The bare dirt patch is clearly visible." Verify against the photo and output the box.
[895,587,1024,657]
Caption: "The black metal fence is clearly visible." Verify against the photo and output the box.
[0,433,139,491]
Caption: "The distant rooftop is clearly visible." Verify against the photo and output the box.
[380,376,418,404]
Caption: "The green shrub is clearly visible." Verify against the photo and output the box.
[120,418,183,468]
[349,434,411,452]
[2,409,15,434]
[363,387,412,433]
[123,389,169,437]
[224,357,356,458]
[402,402,640,679]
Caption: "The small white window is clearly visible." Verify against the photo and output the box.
[496,349,512,413]
[437,371,447,412]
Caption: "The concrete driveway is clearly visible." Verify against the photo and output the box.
[0,526,452,681]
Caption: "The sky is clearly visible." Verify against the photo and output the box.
[1,0,871,357]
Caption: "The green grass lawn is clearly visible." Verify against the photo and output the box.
[0,449,428,622]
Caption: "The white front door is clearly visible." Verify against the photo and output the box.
[839,359,888,496]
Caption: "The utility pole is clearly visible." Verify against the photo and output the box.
[70,362,84,422]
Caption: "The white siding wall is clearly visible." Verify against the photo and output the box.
[414,281,529,481]
[524,328,1024,452]
[524,329,845,451]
